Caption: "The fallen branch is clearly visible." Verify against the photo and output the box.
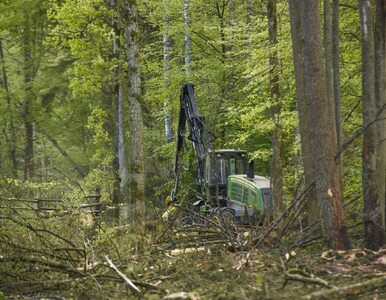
[104,256,142,297]
[254,182,315,247]
[302,275,386,299]
[284,272,334,289]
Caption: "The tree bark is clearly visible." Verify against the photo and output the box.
[23,14,34,181]
[360,0,385,250]
[184,0,192,77]
[0,38,17,177]
[124,0,145,227]
[267,0,284,215]
[332,0,344,171]
[375,0,386,229]
[326,0,344,199]
[111,0,130,224]
[300,0,351,249]
[324,0,334,116]
[163,0,173,143]
[288,0,319,224]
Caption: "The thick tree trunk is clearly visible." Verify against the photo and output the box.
[360,0,385,250]
[324,0,334,113]
[301,0,351,249]
[163,0,173,143]
[124,0,145,227]
[288,0,319,224]
[0,39,17,176]
[375,0,386,229]
[267,0,283,215]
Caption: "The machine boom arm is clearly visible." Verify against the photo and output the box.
[172,83,211,201]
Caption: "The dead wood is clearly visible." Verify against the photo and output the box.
[284,271,334,289]
[302,275,386,299]
[254,182,315,247]
[105,256,143,297]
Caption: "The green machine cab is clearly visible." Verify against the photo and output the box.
[204,149,248,206]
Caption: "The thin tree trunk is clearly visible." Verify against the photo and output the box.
[111,0,122,223]
[288,0,319,224]
[0,38,17,176]
[375,0,386,229]
[163,0,173,143]
[246,0,253,49]
[124,0,145,227]
[332,0,344,176]
[326,0,344,197]
[184,0,191,77]
[267,0,283,215]
[112,0,130,224]
[360,0,385,250]
[300,0,351,249]
[23,15,34,181]
[117,82,130,220]
[102,86,120,222]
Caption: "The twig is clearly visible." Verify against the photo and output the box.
[104,256,142,297]
[335,103,386,160]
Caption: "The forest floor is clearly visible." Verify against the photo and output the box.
[3,227,386,300]
[134,240,386,300]
[1,200,386,300]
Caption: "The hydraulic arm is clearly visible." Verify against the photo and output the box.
[172,83,211,202]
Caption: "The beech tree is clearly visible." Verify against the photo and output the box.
[288,0,319,223]
[123,0,145,226]
[299,0,351,249]
[375,0,386,230]
[267,0,284,215]
[0,38,17,176]
[360,0,385,250]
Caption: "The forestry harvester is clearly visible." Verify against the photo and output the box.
[167,83,272,223]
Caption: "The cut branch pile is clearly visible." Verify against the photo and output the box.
[0,197,160,298]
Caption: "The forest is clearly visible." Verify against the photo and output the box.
[1,0,386,299]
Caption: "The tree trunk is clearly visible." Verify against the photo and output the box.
[163,0,173,143]
[184,0,191,77]
[360,0,385,250]
[326,0,344,199]
[375,0,386,230]
[332,0,344,175]
[111,0,129,224]
[300,0,351,249]
[23,15,34,181]
[124,0,145,227]
[324,0,334,113]
[267,0,284,215]
[288,0,319,224]
[0,38,17,177]
[101,85,120,222]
